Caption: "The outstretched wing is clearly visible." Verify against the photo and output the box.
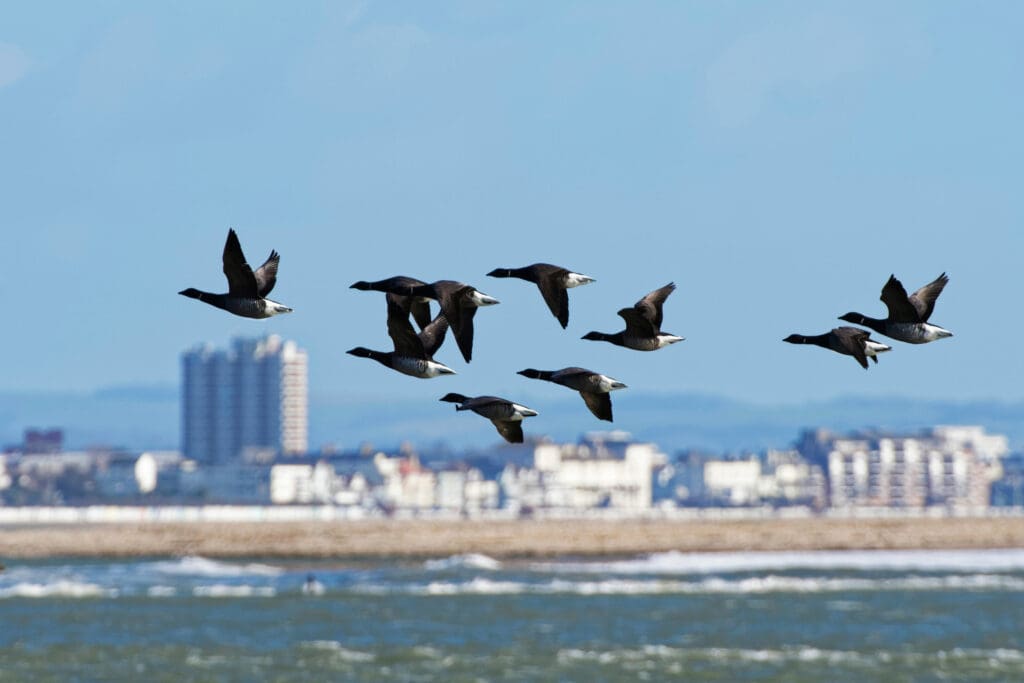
[879,275,919,322]
[436,285,476,363]
[409,300,433,330]
[834,327,870,369]
[386,292,433,331]
[634,282,675,330]
[386,300,427,359]
[617,307,656,337]
[537,270,570,328]
[492,419,524,444]
[908,273,948,322]
[580,391,613,422]
[418,312,449,359]
[254,250,280,297]
[222,229,259,297]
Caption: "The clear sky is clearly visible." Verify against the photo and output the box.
[2,2,1022,410]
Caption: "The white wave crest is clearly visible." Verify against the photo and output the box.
[149,555,282,577]
[0,580,114,599]
[422,577,524,595]
[537,548,1024,575]
[355,573,1024,597]
[424,553,502,571]
[147,585,177,597]
[557,645,1024,667]
[192,584,276,597]
[299,641,376,662]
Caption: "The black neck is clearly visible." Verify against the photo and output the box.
[796,334,831,348]
[848,314,884,332]
[349,348,393,367]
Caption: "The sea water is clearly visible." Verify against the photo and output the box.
[2,549,1023,682]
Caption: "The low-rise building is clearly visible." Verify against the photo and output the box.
[501,432,664,513]
[823,426,1006,509]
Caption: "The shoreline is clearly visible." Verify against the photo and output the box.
[2,516,1023,560]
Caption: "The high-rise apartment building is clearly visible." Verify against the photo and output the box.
[182,335,308,464]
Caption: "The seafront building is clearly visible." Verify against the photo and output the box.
[819,426,1007,509]
[500,432,665,513]
[181,335,308,464]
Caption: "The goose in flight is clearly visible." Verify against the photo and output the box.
[408,280,500,363]
[350,276,433,330]
[179,229,292,319]
[783,326,891,369]
[347,301,455,379]
[486,263,594,328]
[839,273,952,344]
[582,282,683,351]
[438,393,537,443]
[517,367,626,422]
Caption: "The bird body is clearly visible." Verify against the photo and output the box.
[438,393,538,443]
[839,273,952,344]
[517,367,626,422]
[347,348,455,379]
[582,283,683,351]
[179,229,292,319]
[487,263,595,328]
[783,327,891,369]
[409,280,500,363]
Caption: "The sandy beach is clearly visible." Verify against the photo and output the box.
[1,516,1022,559]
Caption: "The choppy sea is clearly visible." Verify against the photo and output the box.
[2,548,1023,682]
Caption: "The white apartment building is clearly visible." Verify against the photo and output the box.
[182,335,308,464]
[702,458,762,506]
[503,433,664,512]
[827,426,1006,508]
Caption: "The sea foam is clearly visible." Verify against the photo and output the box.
[423,553,502,571]
[0,580,115,599]
[148,555,282,577]
[192,584,276,598]
[353,573,1024,597]
[535,548,1024,575]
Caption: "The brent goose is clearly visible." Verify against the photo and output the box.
[486,263,595,328]
[350,276,433,330]
[582,283,683,351]
[438,393,538,443]
[408,280,500,363]
[179,229,292,318]
[783,326,892,369]
[839,273,953,344]
[346,301,454,379]
[517,367,626,422]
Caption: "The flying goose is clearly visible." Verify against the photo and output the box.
[346,301,455,379]
[783,326,891,369]
[179,229,292,318]
[839,273,953,344]
[582,282,683,351]
[486,263,595,328]
[408,280,500,363]
[350,276,434,331]
[438,393,538,443]
[517,367,626,422]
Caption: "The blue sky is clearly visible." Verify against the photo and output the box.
[2,2,1022,411]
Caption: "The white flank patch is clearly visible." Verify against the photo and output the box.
[468,290,500,306]
[511,403,538,418]
[564,272,596,287]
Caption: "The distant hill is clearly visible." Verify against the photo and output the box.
[1,385,1021,454]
